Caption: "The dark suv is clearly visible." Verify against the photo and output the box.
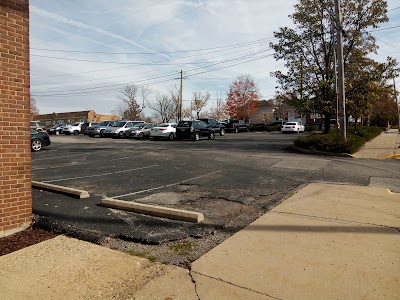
[198,118,225,136]
[176,120,215,141]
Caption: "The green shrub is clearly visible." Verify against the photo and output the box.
[305,125,319,132]
[248,124,268,132]
[267,125,281,131]
[294,126,383,154]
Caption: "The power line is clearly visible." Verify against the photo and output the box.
[31,37,276,55]
[32,51,273,97]
[32,47,273,92]
[31,37,274,81]
[368,25,400,33]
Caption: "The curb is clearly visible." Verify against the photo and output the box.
[99,197,204,223]
[32,181,90,199]
[291,146,353,157]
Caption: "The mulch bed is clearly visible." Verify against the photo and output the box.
[0,227,59,256]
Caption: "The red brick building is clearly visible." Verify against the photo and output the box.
[35,110,119,128]
[0,0,31,237]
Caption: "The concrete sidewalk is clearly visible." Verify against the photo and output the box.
[1,183,399,299]
[352,129,400,159]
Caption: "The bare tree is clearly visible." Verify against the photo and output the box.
[116,84,150,120]
[191,91,210,119]
[209,92,227,120]
[147,92,176,123]
[30,97,39,119]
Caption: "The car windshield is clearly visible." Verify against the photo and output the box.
[157,124,170,127]
[285,122,297,125]
[133,124,145,129]
[98,121,111,126]
[112,121,126,127]
[71,123,80,126]
[177,121,191,127]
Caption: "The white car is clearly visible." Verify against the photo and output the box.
[150,123,177,140]
[61,122,84,135]
[281,122,305,133]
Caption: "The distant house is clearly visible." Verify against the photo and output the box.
[34,110,119,128]
[249,100,304,125]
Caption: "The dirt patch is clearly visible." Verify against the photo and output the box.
[0,226,58,256]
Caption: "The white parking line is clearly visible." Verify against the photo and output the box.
[112,171,221,199]
[41,165,159,183]
[111,156,130,161]
[33,153,88,161]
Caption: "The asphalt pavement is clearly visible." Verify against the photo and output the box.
[1,130,399,299]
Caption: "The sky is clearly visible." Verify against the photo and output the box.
[29,0,400,117]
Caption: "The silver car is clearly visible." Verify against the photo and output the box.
[125,123,156,139]
[102,121,144,138]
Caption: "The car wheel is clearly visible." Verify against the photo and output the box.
[119,132,124,138]
[208,132,215,140]
[297,129,299,133]
[234,127,239,133]
[55,131,60,135]
[100,130,105,138]
[220,128,225,136]
[139,132,144,139]
[194,132,200,141]
[73,130,79,135]
[168,133,174,140]
[31,139,42,151]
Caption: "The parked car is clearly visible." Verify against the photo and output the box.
[81,122,98,135]
[176,120,215,141]
[30,120,44,132]
[61,122,84,135]
[221,119,248,133]
[102,121,144,138]
[150,123,177,140]
[269,121,284,127]
[30,129,50,151]
[281,122,305,133]
[125,123,156,139]
[47,124,67,135]
[86,120,117,137]
[198,118,225,136]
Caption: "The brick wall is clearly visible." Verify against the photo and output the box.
[0,0,31,237]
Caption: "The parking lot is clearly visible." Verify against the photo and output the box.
[31,132,400,265]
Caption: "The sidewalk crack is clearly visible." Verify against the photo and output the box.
[190,271,282,300]
[188,266,200,300]
[272,211,400,232]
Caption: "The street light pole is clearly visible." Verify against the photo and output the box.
[334,0,346,140]
[394,77,400,132]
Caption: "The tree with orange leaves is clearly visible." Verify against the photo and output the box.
[225,74,260,122]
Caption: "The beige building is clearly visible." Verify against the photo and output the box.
[35,110,119,127]
[249,100,304,125]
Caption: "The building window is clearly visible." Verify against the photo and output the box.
[58,120,65,124]
[78,118,86,122]
[45,120,52,126]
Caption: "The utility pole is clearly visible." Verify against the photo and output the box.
[394,77,400,132]
[331,21,339,140]
[334,0,346,140]
[179,70,183,121]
